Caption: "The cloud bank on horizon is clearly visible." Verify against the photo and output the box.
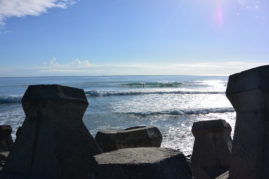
[0,58,266,77]
[41,59,266,76]
[0,0,77,25]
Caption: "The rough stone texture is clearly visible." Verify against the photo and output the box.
[0,125,13,152]
[191,120,232,179]
[4,85,102,179]
[226,65,269,179]
[94,147,192,179]
[95,126,162,152]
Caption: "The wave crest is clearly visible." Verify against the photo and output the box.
[124,107,235,116]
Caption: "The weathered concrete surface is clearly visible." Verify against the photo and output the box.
[215,171,229,179]
[191,120,232,179]
[226,65,269,179]
[0,125,13,152]
[94,147,192,179]
[95,126,162,152]
[4,85,102,179]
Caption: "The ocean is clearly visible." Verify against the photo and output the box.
[0,75,235,155]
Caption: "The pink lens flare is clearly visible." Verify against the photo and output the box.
[217,0,223,28]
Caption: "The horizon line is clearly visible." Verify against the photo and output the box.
[0,74,229,78]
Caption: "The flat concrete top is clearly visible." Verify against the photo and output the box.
[98,126,153,134]
[226,65,269,94]
[94,147,181,164]
[22,85,88,104]
[192,120,231,135]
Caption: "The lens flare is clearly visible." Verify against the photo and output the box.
[217,0,223,28]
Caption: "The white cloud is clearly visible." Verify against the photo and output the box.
[41,58,93,72]
[0,0,78,25]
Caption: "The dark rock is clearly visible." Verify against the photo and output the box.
[0,125,12,172]
[0,125,13,152]
[4,85,102,179]
[0,152,9,171]
[95,126,162,152]
[0,172,55,179]
[191,120,232,179]
[15,127,22,137]
[226,65,269,179]
[94,147,192,179]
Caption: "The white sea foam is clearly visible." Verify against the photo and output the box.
[124,107,234,116]
[0,105,24,139]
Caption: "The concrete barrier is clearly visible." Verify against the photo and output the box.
[226,65,269,179]
[95,126,162,152]
[0,125,13,152]
[191,120,232,179]
[4,85,102,179]
[94,147,192,179]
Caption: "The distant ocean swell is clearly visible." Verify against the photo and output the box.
[0,90,226,104]
[120,82,183,88]
[85,90,224,97]
[123,107,235,117]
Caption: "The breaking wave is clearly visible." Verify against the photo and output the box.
[0,96,22,104]
[124,107,235,117]
[0,90,226,103]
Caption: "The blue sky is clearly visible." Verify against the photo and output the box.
[0,0,268,76]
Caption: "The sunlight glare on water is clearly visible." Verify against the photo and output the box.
[0,76,235,155]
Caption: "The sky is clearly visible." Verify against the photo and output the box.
[0,0,268,76]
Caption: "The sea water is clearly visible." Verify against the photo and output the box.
[0,76,235,155]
